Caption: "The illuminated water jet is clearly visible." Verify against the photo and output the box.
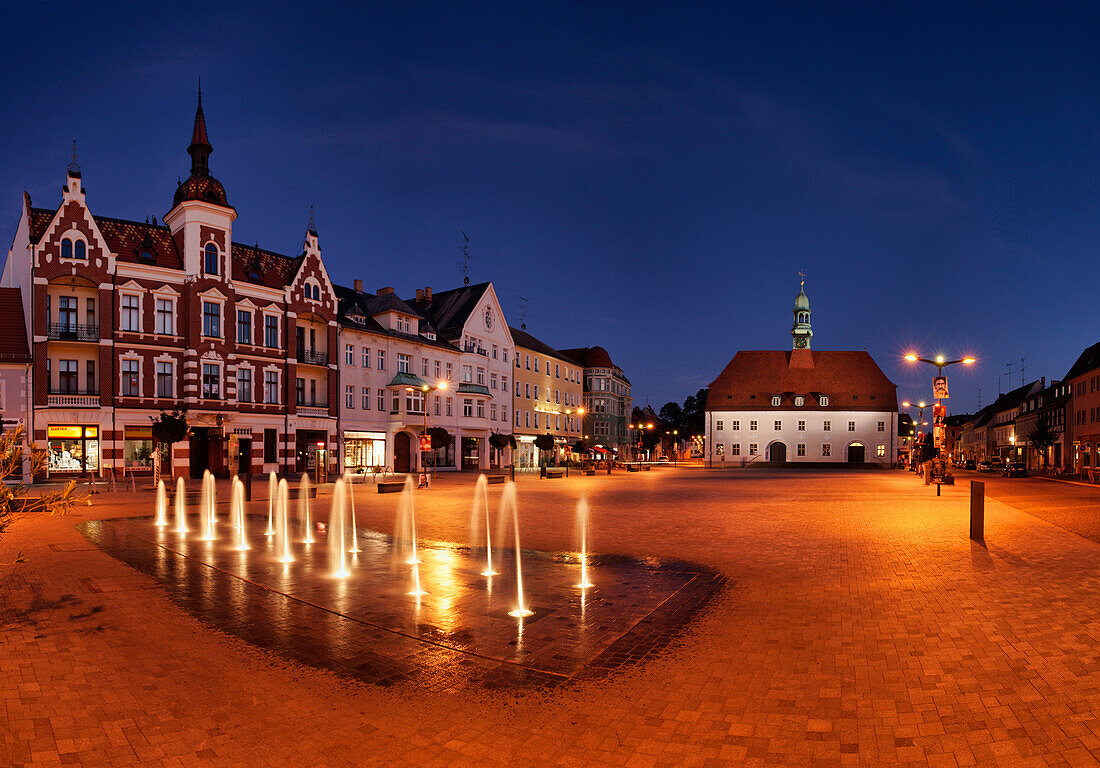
[199,470,217,541]
[298,475,315,544]
[499,482,533,618]
[575,496,593,588]
[328,479,350,577]
[275,478,293,563]
[174,476,188,533]
[154,479,168,527]
[469,474,497,576]
[266,471,277,536]
[231,476,249,551]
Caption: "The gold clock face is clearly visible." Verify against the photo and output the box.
[795,337,807,348]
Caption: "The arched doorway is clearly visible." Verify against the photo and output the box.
[394,432,412,473]
[768,442,787,463]
[847,442,865,463]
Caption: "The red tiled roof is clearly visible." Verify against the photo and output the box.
[0,288,30,361]
[29,207,300,288]
[560,345,616,369]
[706,350,897,412]
[173,173,229,208]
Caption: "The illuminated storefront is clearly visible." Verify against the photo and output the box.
[47,425,99,475]
[343,430,386,471]
[123,425,154,471]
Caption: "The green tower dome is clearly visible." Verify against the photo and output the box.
[791,277,812,349]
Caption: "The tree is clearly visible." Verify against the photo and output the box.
[681,388,708,438]
[572,439,589,454]
[427,427,452,449]
[0,426,83,564]
[1028,416,1061,468]
[150,409,189,470]
[489,433,516,450]
[534,433,556,466]
[658,402,684,434]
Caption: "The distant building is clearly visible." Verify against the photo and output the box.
[1063,340,1100,472]
[509,326,583,469]
[1015,379,1068,470]
[559,346,632,459]
[705,282,898,467]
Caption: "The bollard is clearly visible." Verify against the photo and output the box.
[970,480,985,542]
[242,471,252,502]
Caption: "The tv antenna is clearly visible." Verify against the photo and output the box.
[977,387,982,410]
[1020,357,1026,386]
[515,295,528,330]
[460,230,470,286]
[1006,361,1016,390]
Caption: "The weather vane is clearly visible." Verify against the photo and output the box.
[461,230,470,286]
[799,270,805,288]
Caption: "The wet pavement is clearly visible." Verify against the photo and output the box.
[78,514,723,690]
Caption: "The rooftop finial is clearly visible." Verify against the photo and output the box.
[198,76,202,105]
[308,204,316,234]
[67,139,81,175]
[799,269,805,289]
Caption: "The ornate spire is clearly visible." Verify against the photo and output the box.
[67,139,81,176]
[791,274,812,350]
[188,85,212,176]
[307,204,317,235]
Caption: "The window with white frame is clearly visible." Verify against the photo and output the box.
[345,385,354,408]
[797,420,805,431]
[463,398,473,417]
[774,420,781,430]
[749,443,758,456]
[377,390,385,411]
[446,362,453,380]
[237,310,252,344]
[264,315,280,348]
[345,344,354,365]
[202,301,220,338]
[202,363,220,399]
[848,421,856,431]
[731,420,740,431]
[463,365,472,383]
[397,353,410,373]
[362,387,370,409]
[876,444,886,457]
[819,395,829,406]
[121,359,139,396]
[362,347,370,367]
[155,299,174,335]
[797,444,806,456]
[265,371,279,404]
[204,242,219,275]
[771,396,781,406]
[237,367,252,403]
[477,401,485,418]
[822,444,831,456]
[877,421,885,432]
[794,396,804,406]
[121,294,140,331]
[445,397,452,416]
[749,420,757,431]
[716,420,724,430]
[731,444,741,456]
[377,350,385,370]
[156,361,173,398]
[823,420,831,431]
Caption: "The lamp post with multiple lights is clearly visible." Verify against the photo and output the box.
[407,380,447,476]
[904,352,975,464]
[629,422,655,461]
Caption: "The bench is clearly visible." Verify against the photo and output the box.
[583,469,595,476]
[544,469,564,479]
[378,482,405,494]
[627,464,640,472]
[485,474,507,485]
[643,465,651,471]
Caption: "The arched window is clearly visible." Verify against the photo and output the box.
[74,240,86,259]
[61,239,72,260]
[204,243,219,275]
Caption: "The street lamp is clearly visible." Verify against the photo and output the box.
[407,380,447,477]
[901,400,929,469]
[904,352,975,455]
[630,422,655,462]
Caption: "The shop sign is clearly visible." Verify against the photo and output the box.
[48,425,83,439]
[125,426,153,439]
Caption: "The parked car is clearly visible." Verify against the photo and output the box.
[977,460,996,473]
[657,456,670,463]
[964,460,976,470]
[1002,461,1028,478]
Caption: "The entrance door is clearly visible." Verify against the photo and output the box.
[462,437,481,470]
[847,443,865,463]
[189,429,210,479]
[768,442,787,463]
[394,432,412,473]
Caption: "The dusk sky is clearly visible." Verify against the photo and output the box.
[5,2,1099,415]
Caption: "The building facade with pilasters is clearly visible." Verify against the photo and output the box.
[2,96,339,480]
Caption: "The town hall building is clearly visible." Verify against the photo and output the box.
[705,282,898,467]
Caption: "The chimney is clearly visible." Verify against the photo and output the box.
[424,286,432,300]
[415,288,424,302]
[377,286,393,295]
[353,279,363,293]
[1041,376,1046,389]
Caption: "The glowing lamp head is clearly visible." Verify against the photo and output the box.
[904,354,918,362]
[438,381,448,390]
[962,357,976,365]
[919,401,927,408]
[902,401,911,408]
[935,355,944,364]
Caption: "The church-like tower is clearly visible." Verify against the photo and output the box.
[791,277,812,349]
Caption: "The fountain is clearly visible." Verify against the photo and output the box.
[498,482,533,618]
[174,476,188,533]
[266,472,277,536]
[298,475,315,544]
[394,475,420,565]
[344,474,361,553]
[231,476,249,551]
[574,496,593,588]
[469,474,497,575]
[154,479,168,527]
[275,478,293,563]
[328,479,350,577]
[199,470,217,541]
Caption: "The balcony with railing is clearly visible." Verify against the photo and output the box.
[463,343,488,356]
[47,390,100,407]
[298,348,329,366]
[47,323,98,342]
[296,403,331,417]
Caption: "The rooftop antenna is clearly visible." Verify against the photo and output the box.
[460,230,470,286]
[1020,357,1026,385]
[1006,361,1016,391]
[516,295,528,330]
[977,387,982,410]
[308,204,316,234]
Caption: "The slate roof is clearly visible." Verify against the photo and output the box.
[410,282,490,342]
[333,284,457,352]
[0,288,30,362]
[28,207,303,289]
[559,346,617,370]
[706,350,897,412]
[509,326,574,364]
[1064,341,1100,382]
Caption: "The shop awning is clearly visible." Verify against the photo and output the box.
[592,446,609,454]
[456,383,491,396]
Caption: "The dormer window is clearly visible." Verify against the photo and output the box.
[424,331,436,340]
[139,249,154,261]
[204,243,219,275]
[819,395,829,406]
[794,396,804,406]
[771,396,781,407]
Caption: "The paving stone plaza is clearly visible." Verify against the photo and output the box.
[4,468,1100,767]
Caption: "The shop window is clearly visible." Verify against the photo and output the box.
[264,429,277,463]
[124,426,154,470]
[47,425,99,474]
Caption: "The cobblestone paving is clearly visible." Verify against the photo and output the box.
[3,468,1100,766]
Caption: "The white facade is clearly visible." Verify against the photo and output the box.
[706,409,898,467]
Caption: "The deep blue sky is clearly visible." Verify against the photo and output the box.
[4,2,1099,415]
